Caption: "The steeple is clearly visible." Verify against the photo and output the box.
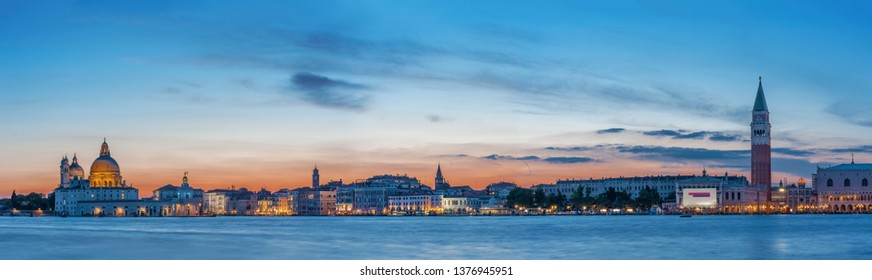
[435,163,447,190]
[182,171,189,187]
[100,138,111,157]
[72,153,78,164]
[753,76,769,112]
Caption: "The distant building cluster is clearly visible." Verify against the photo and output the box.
[45,78,872,216]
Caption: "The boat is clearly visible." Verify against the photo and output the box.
[679,213,692,218]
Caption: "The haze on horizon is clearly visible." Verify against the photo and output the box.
[1,0,871,196]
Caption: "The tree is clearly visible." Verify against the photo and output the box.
[633,186,662,211]
[505,188,534,209]
[10,190,16,209]
[534,188,546,208]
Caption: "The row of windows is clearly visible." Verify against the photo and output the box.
[826,178,870,187]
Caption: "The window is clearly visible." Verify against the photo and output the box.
[845,179,851,187]
[827,179,834,187]
[864,178,869,187]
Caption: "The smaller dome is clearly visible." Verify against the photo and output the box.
[90,156,120,173]
[69,163,85,178]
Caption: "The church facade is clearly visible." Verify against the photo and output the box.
[53,139,200,217]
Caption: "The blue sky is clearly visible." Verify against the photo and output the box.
[2,0,872,193]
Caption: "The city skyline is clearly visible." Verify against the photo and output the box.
[3,1,872,195]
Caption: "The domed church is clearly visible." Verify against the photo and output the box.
[59,138,127,188]
[54,139,202,217]
[55,139,139,216]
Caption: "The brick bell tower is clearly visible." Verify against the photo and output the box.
[751,76,772,202]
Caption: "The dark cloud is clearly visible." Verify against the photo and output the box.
[543,157,597,164]
[482,154,540,161]
[708,133,743,142]
[772,148,815,157]
[829,145,872,153]
[480,154,596,164]
[643,129,684,137]
[289,72,369,111]
[641,129,745,142]
[673,131,708,139]
[615,145,749,161]
[596,128,625,134]
[545,146,593,152]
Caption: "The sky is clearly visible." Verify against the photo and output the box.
[1,0,872,196]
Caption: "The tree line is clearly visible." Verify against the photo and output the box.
[2,190,54,211]
[506,186,673,212]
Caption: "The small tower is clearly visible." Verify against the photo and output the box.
[751,76,772,202]
[435,163,449,190]
[312,165,320,188]
[182,171,190,188]
[59,155,70,188]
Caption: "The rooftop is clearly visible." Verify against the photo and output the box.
[821,163,872,171]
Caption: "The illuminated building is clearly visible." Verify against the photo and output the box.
[53,139,200,216]
[388,194,442,215]
[676,169,765,214]
[556,175,694,200]
[291,187,335,216]
[442,196,478,215]
[153,172,202,202]
[814,162,872,213]
[54,140,139,216]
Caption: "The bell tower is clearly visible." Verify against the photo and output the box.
[312,165,320,188]
[751,76,772,202]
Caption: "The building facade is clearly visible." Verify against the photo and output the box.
[814,163,872,213]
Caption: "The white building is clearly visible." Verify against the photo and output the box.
[676,169,764,214]
[442,196,478,214]
[54,140,140,216]
[388,194,442,215]
[814,163,872,213]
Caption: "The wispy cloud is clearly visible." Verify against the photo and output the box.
[544,146,595,152]
[615,145,749,161]
[641,129,745,142]
[482,154,540,161]
[542,157,597,164]
[772,148,815,157]
[596,128,625,134]
[288,72,369,111]
[479,154,597,164]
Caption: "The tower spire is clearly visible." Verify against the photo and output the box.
[753,76,768,112]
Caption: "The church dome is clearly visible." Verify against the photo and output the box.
[70,163,85,177]
[90,156,120,173]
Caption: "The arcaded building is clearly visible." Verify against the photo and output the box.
[814,163,872,213]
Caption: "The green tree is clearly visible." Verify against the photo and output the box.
[569,186,584,209]
[633,186,662,211]
[505,188,534,209]
[534,188,547,208]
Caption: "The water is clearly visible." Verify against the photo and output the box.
[1,215,871,260]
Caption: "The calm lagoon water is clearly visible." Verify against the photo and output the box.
[2,215,871,260]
